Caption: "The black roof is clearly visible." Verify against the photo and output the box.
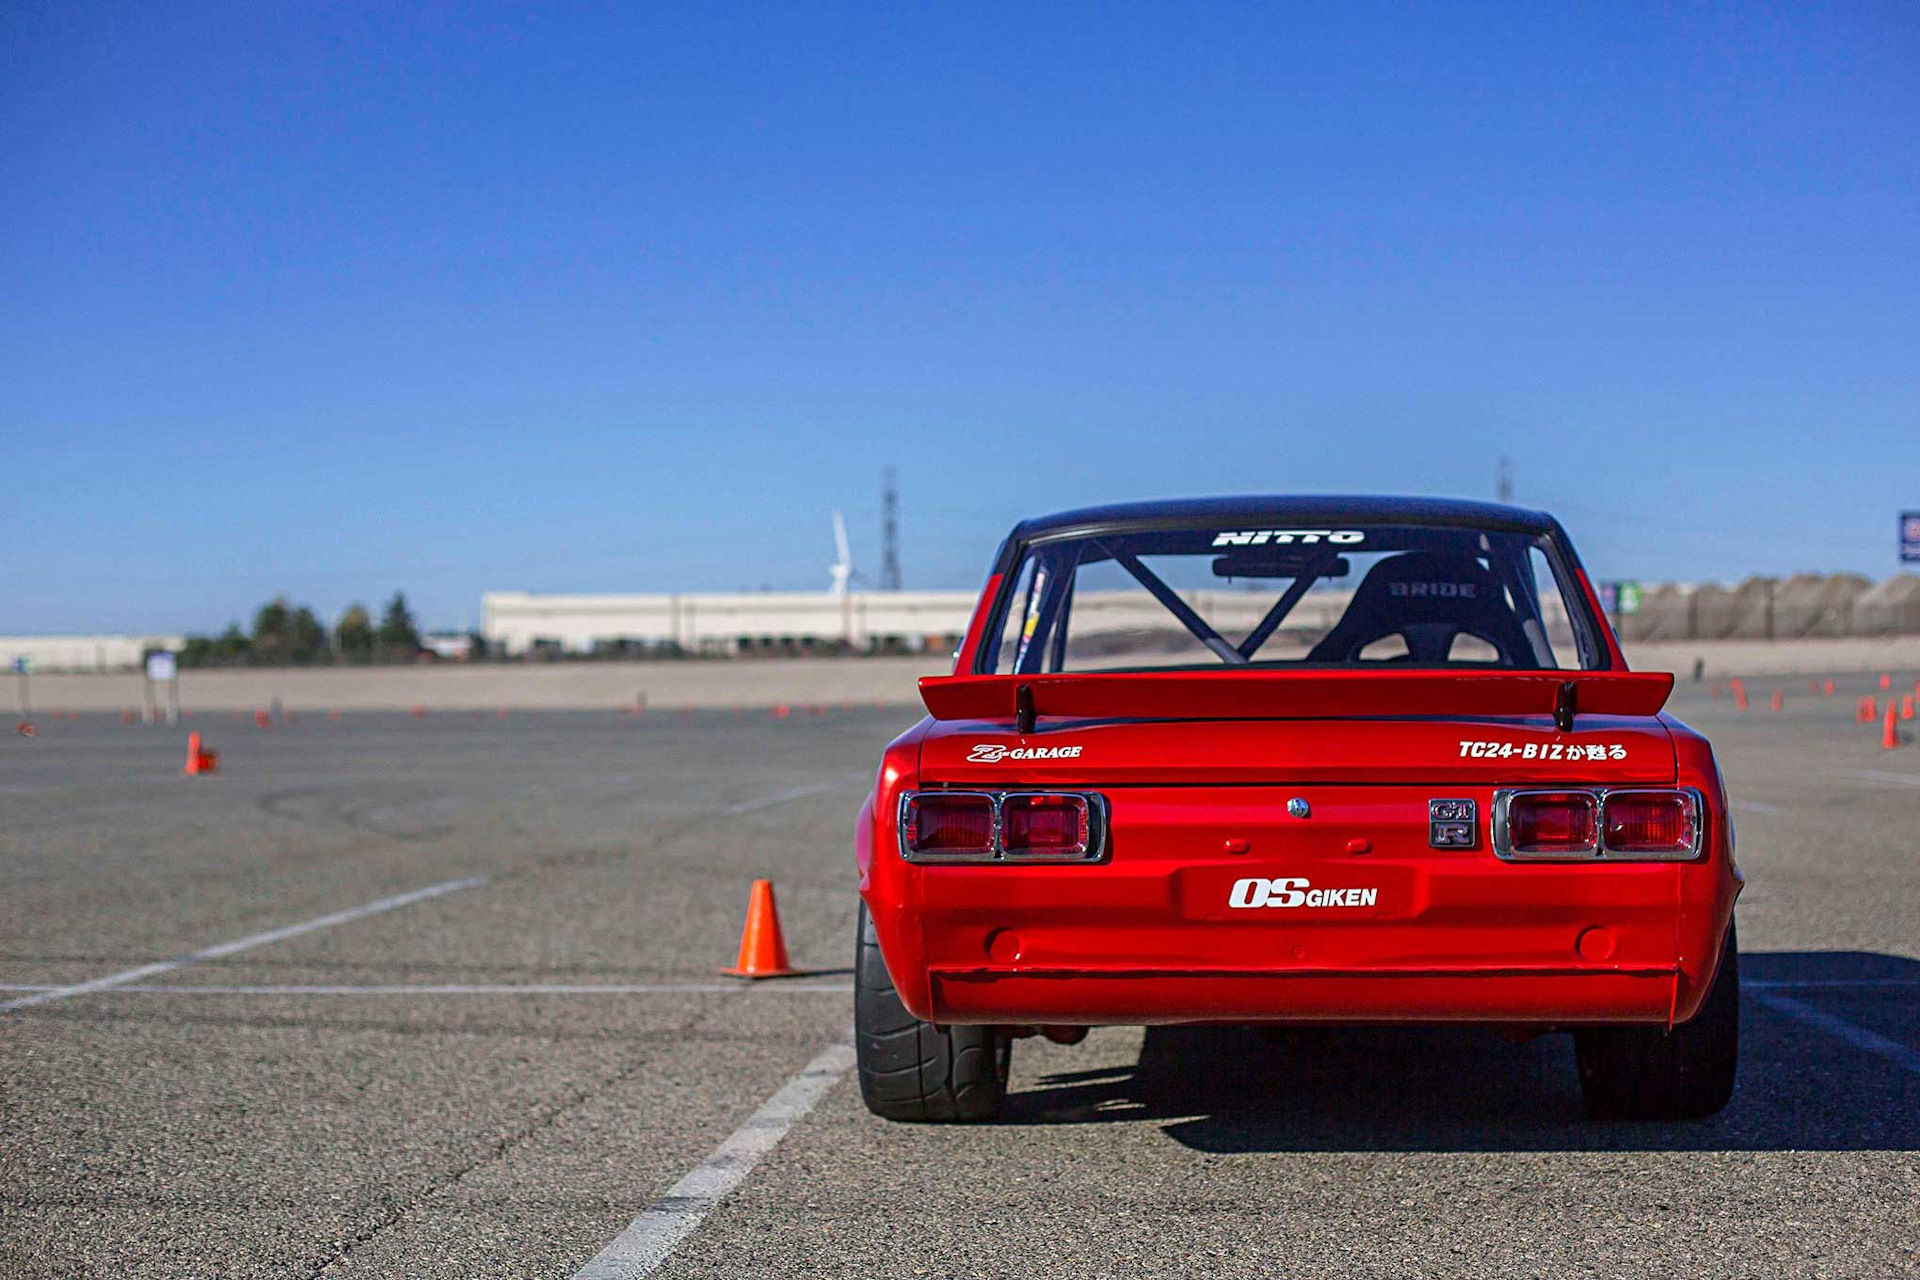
[1009,494,1561,542]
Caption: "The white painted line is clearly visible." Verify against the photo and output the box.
[1751,990,1920,997]
[0,876,486,1015]
[1755,991,1920,1075]
[1730,799,1782,815]
[1841,769,1920,788]
[720,774,863,816]
[11,981,853,996]
[574,1041,857,1279]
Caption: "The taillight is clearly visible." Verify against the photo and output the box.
[1496,788,1705,860]
[1506,791,1599,856]
[897,791,1106,863]
[1603,790,1700,856]
[1001,794,1091,859]
[902,793,995,859]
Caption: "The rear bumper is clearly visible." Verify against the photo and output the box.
[861,785,1741,1029]
[927,965,1683,1026]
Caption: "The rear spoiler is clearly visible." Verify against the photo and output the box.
[919,669,1674,729]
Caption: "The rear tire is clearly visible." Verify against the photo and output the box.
[1575,921,1739,1120]
[855,903,1008,1122]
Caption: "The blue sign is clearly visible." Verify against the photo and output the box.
[1904,512,1920,563]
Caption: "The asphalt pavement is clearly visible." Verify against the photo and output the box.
[2,679,1916,1277]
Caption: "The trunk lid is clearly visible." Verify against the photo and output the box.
[917,668,1677,786]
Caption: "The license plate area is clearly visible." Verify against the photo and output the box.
[1174,864,1425,922]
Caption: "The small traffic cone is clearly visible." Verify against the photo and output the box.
[721,879,801,979]
[183,732,219,775]
[1880,674,1892,691]
[1824,679,1836,696]
[1771,690,1784,711]
[773,703,791,718]
[253,709,271,729]
[1882,706,1902,751]
[1733,684,1749,712]
[1904,696,1915,722]
[1858,697,1877,723]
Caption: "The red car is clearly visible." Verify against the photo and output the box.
[854,497,1741,1122]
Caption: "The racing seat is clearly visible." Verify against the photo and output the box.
[1306,551,1534,666]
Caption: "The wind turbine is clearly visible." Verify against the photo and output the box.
[828,511,854,596]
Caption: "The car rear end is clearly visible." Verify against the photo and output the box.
[853,497,1742,1122]
[861,703,1738,1030]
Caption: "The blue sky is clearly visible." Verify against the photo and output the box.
[3,3,1915,634]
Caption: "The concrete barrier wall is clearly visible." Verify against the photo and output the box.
[18,637,1920,713]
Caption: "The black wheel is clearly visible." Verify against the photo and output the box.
[1575,921,1739,1120]
[854,903,1009,1122]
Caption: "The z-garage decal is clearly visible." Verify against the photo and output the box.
[966,743,1084,763]
[1459,740,1626,761]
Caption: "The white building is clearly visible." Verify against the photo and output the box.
[481,591,977,656]
[0,635,186,673]
[479,588,1365,658]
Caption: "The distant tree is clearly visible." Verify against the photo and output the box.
[335,604,375,662]
[377,591,421,656]
[215,622,252,664]
[288,606,326,662]
[179,635,218,668]
[252,597,292,661]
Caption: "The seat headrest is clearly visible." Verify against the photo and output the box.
[1307,551,1532,664]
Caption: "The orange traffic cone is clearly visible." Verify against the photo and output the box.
[721,879,801,979]
[1880,674,1892,691]
[1859,697,1878,723]
[1733,685,1749,712]
[1824,679,1836,696]
[183,732,219,775]
[1771,690,1784,711]
[1904,696,1916,722]
[1882,706,1902,751]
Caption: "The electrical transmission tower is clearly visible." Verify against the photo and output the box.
[880,467,902,590]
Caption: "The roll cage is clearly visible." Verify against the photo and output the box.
[975,521,1609,675]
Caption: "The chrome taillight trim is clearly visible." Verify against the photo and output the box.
[897,790,1109,865]
[1492,787,1705,862]
[896,791,1000,863]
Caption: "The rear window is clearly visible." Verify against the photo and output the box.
[980,522,1604,674]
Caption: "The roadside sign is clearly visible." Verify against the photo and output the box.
[1597,582,1639,616]
[1902,512,1920,563]
[146,652,178,683]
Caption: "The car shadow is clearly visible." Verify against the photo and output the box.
[999,950,1920,1153]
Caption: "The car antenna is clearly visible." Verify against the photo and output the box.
[1015,683,1036,736]
[1555,680,1577,733]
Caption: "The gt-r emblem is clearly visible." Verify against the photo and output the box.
[1429,798,1476,848]
[966,743,1085,763]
